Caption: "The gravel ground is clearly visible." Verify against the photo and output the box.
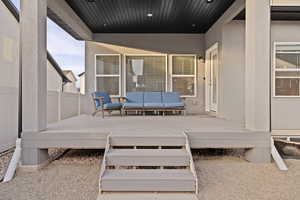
[0,150,300,200]
[0,150,14,181]
[194,155,300,200]
[0,149,103,200]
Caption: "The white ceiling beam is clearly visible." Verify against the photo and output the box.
[47,0,93,41]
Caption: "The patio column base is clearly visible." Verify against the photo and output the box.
[21,147,49,170]
[245,147,271,163]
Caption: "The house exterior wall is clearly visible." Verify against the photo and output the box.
[220,21,245,124]
[215,20,300,130]
[205,20,246,124]
[85,34,206,114]
[0,0,19,152]
[63,72,78,93]
[271,21,300,130]
[0,0,66,152]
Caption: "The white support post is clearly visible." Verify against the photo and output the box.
[21,0,48,132]
[245,0,271,131]
[20,0,49,166]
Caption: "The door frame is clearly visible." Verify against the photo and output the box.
[205,43,219,113]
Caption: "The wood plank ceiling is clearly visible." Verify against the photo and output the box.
[66,0,235,33]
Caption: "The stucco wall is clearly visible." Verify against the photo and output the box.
[86,34,206,114]
[0,1,66,152]
[215,20,300,130]
[0,1,19,152]
[271,21,300,130]
[204,20,246,124]
[220,21,245,123]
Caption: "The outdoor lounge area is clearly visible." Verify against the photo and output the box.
[92,91,186,117]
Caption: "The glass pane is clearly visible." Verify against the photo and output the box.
[172,56,195,75]
[275,78,300,96]
[126,56,166,92]
[212,54,217,104]
[172,77,195,96]
[96,77,119,96]
[276,44,300,69]
[96,55,119,75]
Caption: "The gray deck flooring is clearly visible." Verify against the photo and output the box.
[46,114,245,134]
[22,114,270,150]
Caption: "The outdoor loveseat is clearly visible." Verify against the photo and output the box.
[123,92,186,115]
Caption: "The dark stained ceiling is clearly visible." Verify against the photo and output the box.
[65,0,236,33]
[234,7,300,21]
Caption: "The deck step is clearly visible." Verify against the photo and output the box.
[110,134,185,147]
[101,169,195,192]
[106,149,190,166]
[97,193,199,200]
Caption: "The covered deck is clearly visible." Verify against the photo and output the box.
[19,0,273,168]
[22,114,270,164]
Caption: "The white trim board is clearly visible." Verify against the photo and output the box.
[205,43,219,113]
[94,54,122,97]
[169,54,197,98]
[271,0,300,6]
[272,42,300,98]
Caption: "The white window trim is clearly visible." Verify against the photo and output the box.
[273,42,300,98]
[123,54,168,95]
[94,54,122,97]
[170,54,197,98]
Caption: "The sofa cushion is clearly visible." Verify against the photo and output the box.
[123,102,144,108]
[126,92,144,103]
[163,102,185,108]
[144,103,164,108]
[144,92,162,103]
[96,103,122,110]
[162,92,181,103]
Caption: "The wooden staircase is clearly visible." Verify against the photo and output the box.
[99,133,198,193]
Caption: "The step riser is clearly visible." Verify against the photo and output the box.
[107,156,190,166]
[110,137,186,147]
[100,134,198,193]
[101,180,195,192]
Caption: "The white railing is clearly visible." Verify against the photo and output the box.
[183,131,199,194]
[99,134,111,193]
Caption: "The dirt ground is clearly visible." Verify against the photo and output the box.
[0,150,299,200]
